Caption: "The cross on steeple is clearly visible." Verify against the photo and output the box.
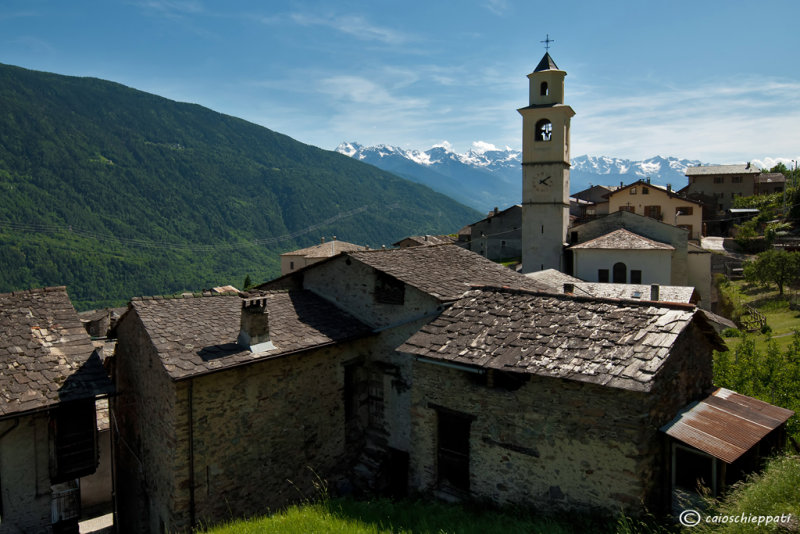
[541,34,554,51]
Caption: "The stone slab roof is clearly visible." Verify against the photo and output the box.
[398,287,724,392]
[685,164,760,176]
[755,173,786,184]
[0,287,113,418]
[393,235,457,247]
[130,290,372,381]
[571,283,698,304]
[281,239,366,258]
[348,244,553,302]
[524,269,582,287]
[570,229,674,251]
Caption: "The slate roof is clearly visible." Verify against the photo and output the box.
[393,235,457,247]
[0,287,113,418]
[281,239,366,258]
[755,172,786,184]
[570,229,675,251]
[524,269,582,287]
[534,52,559,72]
[347,244,553,302]
[685,164,760,176]
[398,287,724,392]
[571,283,698,304]
[129,290,372,380]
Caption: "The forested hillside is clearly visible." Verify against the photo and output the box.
[0,63,479,310]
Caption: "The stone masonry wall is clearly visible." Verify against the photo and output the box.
[187,342,365,526]
[113,310,181,534]
[409,364,658,514]
[0,413,52,534]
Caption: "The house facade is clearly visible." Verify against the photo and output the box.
[279,238,366,275]
[456,205,521,261]
[683,164,784,213]
[0,287,113,534]
[607,180,703,240]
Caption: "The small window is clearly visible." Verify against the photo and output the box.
[642,187,649,195]
[678,224,693,236]
[290,261,294,270]
[436,409,473,492]
[714,176,724,184]
[630,270,642,284]
[630,187,637,195]
[619,205,635,213]
[535,119,552,142]
[731,176,743,183]
[598,269,609,283]
[375,271,405,304]
[644,205,661,219]
[676,206,693,216]
[540,81,549,96]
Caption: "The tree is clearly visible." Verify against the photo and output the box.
[743,249,800,295]
[243,274,252,289]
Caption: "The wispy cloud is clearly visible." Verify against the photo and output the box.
[132,0,204,17]
[288,13,411,45]
[484,0,509,15]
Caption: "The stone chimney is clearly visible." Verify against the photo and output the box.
[667,184,672,192]
[563,283,574,294]
[237,296,275,353]
[320,236,325,244]
[650,284,660,301]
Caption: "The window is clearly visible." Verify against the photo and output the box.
[540,81,549,96]
[644,205,661,219]
[598,269,609,283]
[50,399,98,483]
[731,176,743,183]
[642,187,649,195]
[676,206,693,216]
[714,176,724,184]
[619,205,635,213]
[678,224,693,237]
[630,270,642,284]
[630,187,637,195]
[289,261,294,270]
[535,119,552,142]
[613,262,627,284]
[374,271,404,304]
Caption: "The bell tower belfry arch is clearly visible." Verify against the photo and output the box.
[518,50,575,273]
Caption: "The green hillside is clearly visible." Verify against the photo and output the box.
[0,63,479,310]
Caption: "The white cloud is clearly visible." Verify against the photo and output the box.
[133,0,204,16]
[484,0,509,15]
[289,13,410,45]
[471,141,499,153]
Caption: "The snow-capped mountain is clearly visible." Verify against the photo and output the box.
[336,142,702,213]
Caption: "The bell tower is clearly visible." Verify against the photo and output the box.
[519,50,575,273]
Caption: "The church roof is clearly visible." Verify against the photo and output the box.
[0,287,113,417]
[570,229,674,251]
[398,286,724,392]
[534,52,559,72]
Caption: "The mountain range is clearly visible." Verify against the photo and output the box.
[0,63,479,309]
[337,142,703,213]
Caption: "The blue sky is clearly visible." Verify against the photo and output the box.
[2,1,799,167]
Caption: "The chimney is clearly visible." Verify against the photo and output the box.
[620,181,623,187]
[667,184,672,192]
[646,177,651,184]
[332,235,337,241]
[650,284,660,301]
[563,283,574,294]
[746,162,750,169]
[320,236,325,244]
[237,297,275,353]
[494,206,499,215]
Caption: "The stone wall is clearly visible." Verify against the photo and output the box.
[409,363,658,514]
[113,309,181,534]
[0,413,52,534]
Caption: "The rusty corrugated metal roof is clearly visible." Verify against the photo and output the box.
[661,388,794,463]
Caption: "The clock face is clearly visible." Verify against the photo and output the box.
[532,171,552,194]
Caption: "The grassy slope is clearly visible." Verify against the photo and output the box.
[0,62,480,309]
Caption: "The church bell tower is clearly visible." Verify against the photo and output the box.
[519,50,575,273]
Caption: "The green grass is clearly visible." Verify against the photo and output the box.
[203,498,636,534]
[717,279,800,353]
[692,455,800,533]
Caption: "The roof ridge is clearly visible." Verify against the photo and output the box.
[0,286,67,299]
[468,284,698,311]
[131,291,240,302]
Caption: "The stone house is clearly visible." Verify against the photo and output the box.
[113,245,549,533]
[571,185,617,221]
[279,237,366,275]
[393,235,456,248]
[0,287,113,533]
[456,205,522,261]
[683,164,785,213]
[397,286,789,514]
[606,180,703,240]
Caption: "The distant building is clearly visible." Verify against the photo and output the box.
[280,237,366,275]
[394,234,456,248]
[456,205,521,261]
[606,180,703,240]
[683,164,785,213]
